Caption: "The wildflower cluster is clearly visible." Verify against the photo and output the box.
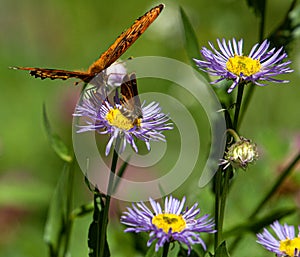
[13,2,298,257]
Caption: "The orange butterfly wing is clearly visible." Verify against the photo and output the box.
[88,4,164,75]
[12,4,164,82]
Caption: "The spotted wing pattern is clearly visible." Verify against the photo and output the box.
[87,4,164,75]
[10,67,92,82]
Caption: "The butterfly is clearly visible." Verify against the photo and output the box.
[11,4,164,83]
[120,73,143,122]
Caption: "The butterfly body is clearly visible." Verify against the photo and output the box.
[12,4,164,83]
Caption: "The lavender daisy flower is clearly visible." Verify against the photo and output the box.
[194,38,293,93]
[257,220,300,257]
[74,89,173,156]
[120,196,215,254]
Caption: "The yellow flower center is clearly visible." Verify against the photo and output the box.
[152,213,186,233]
[279,237,300,256]
[226,55,261,76]
[105,108,139,131]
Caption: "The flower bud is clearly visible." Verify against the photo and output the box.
[221,137,258,170]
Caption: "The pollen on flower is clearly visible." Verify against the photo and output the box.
[105,108,136,131]
[152,213,186,233]
[226,55,261,77]
[279,237,300,256]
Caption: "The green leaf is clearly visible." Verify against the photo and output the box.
[179,6,200,61]
[44,162,74,257]
[43,104,73,163]
[167,243,180,257]
[179,6,210,82]
[215,241,230,257]
[88,192,110,257]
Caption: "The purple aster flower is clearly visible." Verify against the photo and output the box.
[194,38,293,93]
[120,196,215,254]
[74,88,173,156]
[257,220,300,257]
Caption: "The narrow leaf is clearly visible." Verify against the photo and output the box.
[43,104,73,163]
[180,6,200,60]
[179,6,210,82]
[44,163,74,257]
[215,241,230,257]
[88,192,110,257]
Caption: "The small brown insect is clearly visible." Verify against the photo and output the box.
[11,4,164,83]
[120,73,143,121]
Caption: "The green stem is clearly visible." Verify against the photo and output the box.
[214,168,222,250]
[218,167,231,243]
[239,84,255,126]
[233,83,245,130]
[99,137,121,257]
[228,2,267,254]
[162,242,170,257]
[215,81,245,250]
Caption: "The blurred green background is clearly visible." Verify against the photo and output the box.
[1,0,300,256]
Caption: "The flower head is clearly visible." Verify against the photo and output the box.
[220,136,258,170]
[194,38,293,93]
[74,88,173,156]
[257,220,300,257]
[120,196,215,254]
